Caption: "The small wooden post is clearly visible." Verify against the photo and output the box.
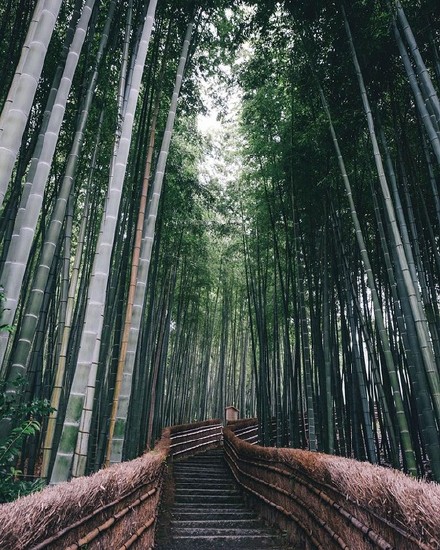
[225,406,239,423]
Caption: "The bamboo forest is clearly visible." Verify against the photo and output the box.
[0,0,440,501]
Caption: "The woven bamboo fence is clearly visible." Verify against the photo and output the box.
[225,420,440,550]
[0,419,222,549]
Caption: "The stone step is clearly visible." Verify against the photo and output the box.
[155,449,287,549]
[175,458,225,465]
[174,468,229,474]
[175,488,241,495]
[171,519,262,529]
[174,494,243,504]
[173,527,278,537]
[174,468,231,479]
[173,472,231,479]
[173,474,232,482]
[174,458,226,464]
[171,503,251,511]
[180,462,226,466]
[166,534,285,549]
[174,488,240,496]
[171,511,260,523]
[171,506,256,521]
[174,480,237,489]
[178,453,224,460]
[176,458,225,462]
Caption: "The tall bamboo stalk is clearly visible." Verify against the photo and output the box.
[0,0,62,207]
[0,0,95,373]
[50,0,158,483]
[342,6,438,473]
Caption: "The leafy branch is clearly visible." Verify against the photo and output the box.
[0,291,54,502]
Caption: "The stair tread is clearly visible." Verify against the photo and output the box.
[172,528,277,536]
[172,519,261,527]
[174,491,240,494]
[172,506,252,509]
[171,512,253,517]
[155,449,287,549]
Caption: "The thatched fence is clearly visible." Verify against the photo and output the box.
[169,418,223,458]
[225,419,440,550]
[0,419,222,549]
[1,417,439,549]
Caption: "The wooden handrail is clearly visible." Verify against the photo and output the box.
[223,426,429,550]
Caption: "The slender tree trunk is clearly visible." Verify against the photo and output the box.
[342,6,439,474]
[0,0,62,206]
[4,1,116,391]
[50,0,158,483]
[395,0,440,124]
[0,0,95,372]
[41,112,103,479]
[104,21,171,465]
[107,19,194,463]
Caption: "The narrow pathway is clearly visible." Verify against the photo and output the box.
[155,448,288,549]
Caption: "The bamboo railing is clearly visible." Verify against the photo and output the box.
[224,421,432,550]
[1,419,437,549]
[0,420,222,550]
[169,419,223,458]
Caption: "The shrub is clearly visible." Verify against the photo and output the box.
[0,290,53,502]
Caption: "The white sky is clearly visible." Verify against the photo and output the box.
[196,73,243,191]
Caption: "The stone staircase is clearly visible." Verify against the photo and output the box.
[155,449,288,549]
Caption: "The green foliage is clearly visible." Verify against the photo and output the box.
[0,288,53,502]
[0,378,54,502]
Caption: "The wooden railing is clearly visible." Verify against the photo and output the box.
[0,420,222,550]
[224,424,431,550]
[0,433,171,550]
[169,419,223,458]
[227,417,259,444]
[33,476,162,550]
[1,419,436,549]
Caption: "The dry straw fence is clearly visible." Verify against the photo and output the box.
[226,419,440,550]
[0,419,222,550]
[0,417,439,549]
